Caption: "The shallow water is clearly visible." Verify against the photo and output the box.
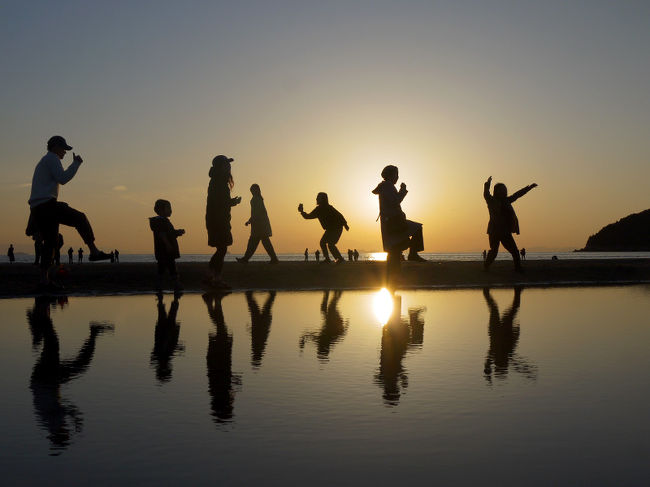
[1,287,648,486]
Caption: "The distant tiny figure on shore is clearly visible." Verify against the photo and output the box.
[353,249,359,261]
[298,192,349,264]
[348,249,354,261]
[78,248,83,264]
[520,248,526,260]
[482,249,487,261]
[483,176,537,272]
[205,155,241,289]
[67,247,73,264]
[315,249,320,262]
[237,184,279,264]
[372,165,426,286]
[150,199,185,291]
[7,244,15,263]
[304,248,309,261]
[114,249,119,263]
[28,136,112,290]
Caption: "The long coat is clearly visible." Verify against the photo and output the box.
[206,174,237,247]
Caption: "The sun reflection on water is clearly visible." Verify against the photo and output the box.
[367,252,387,261]
[373,288,394,326]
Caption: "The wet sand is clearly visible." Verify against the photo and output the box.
[1,259,649,297]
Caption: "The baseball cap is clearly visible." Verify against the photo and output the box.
[212,155,234,166]
[48,135,73,150]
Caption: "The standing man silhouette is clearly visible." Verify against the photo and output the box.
[28,136,111,289]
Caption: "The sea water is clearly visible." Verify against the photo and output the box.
[0,286,648,486]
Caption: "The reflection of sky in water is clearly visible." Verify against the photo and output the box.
[0,287,649,485]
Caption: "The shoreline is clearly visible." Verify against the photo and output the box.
[1,259,649,298]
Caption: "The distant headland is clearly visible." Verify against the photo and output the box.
[578,209,650,251]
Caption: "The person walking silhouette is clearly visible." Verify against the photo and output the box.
[483,176,537,271]
[236,184,279,264]
[205,155,241,288]
[298,193,349,264]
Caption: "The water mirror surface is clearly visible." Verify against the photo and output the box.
[1,286,648,486]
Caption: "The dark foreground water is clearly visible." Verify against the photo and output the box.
[1,287,648,486]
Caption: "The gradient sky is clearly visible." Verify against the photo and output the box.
[2,1,649,254]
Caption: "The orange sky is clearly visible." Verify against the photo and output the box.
[2,2,649,254]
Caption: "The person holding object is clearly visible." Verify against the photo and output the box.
[237,184,279,264]
[205,155,241,288]
[298,192,349,264]
[28,136,112,291]
[150,199,185,291]
[372,165,426,285]
[483,176,537,271]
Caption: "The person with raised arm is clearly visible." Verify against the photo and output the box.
[28,136,112,291]
[483,176,538,271]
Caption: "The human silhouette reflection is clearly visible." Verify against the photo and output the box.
[374,294,425,406]
[246,291,276,369]
[482,287,537,383]
[299,290,349,361]
[203,292,241,424]
[150,291,184,383]
[27,296,113,454]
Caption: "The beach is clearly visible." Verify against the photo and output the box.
[1,259,648,296]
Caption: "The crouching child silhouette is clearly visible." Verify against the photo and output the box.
[483,176,537,272]
[298,193,349,264]
[150,199,185,290]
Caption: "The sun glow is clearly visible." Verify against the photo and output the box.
[373,288,394,326]
[368,252,387,262]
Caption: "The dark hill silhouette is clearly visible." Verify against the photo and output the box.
[580,209,650,251]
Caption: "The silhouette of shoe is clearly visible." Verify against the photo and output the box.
[407,254,427,262]
[269,259,280,264]
[320,259,332,264]
[236,257,248,264]
[335,258,345,264]
[89,250,112,262]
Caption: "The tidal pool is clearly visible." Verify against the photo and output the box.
[1,286,648,486]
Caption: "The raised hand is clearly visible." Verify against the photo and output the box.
[344,224,349,231]
[73,152,83,164]
[298,203,304,212]
[400,182,407,191]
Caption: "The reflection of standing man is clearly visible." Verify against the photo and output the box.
[78,248,83,263]
[67,247,74,264]
[246,291,276,369]
[27,296,113,453]
[299,290,349,361]
[482,287,536,383]
[203,292,241,424]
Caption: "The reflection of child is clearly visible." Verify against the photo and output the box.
[149,199,185,290]
[483,177,537,271]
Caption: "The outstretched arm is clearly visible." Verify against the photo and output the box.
[300,206,319,220]
[483,177,492,201]
[508,183,538,203]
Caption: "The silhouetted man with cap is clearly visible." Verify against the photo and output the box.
[28,135,111,290]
